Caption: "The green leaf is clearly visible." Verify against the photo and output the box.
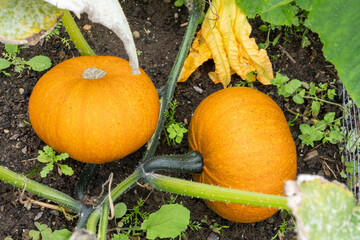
[0,0,64,45]
[261,4,294,26]
[323,112,335,123]
[174,0,184,7]
[26,56,52,71]
[50,229,72,240]
[307,0,360,107]
[295,0,314,11]
[114,202,127,220]
[4,44,18,56]
[58,164,74,176]
[293,89,305,104]
[271,72,290,86]
[259,24,269,32]
[43,145,55,158]
[29,230,40,240]
[285,175,360,240]
[141,204,190,239]
[0,59,11,70]
[235,0,263,18]
[37,151,51,163]
[55,152,69,162]
[40,162,53,178]
[283,79,302,95]
[311,101,321,117]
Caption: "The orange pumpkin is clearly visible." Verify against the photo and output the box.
[189,87,297,223]
[29,56,159,164]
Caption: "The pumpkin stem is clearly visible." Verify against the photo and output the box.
[82,67,107,79]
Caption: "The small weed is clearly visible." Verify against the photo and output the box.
[270,215,296,240]
[37,145,73,178]
[164,99,188,146]
[299,112,343,147]
[174,0,185,7]
[201,215,229,235]
[28,222,71,240]
[45,21,71,49]
[234,71,257,87]
[271,73,343,147]
[111,197,192,240]
[0,44,51,75]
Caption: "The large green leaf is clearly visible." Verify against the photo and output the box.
[235,0,294,25]
[285,175,360,240]
[0,0,63,45]
[307,0,360,107]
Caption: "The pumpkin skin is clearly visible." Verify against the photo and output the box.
[189,87,297,223]
[29,56,159,164]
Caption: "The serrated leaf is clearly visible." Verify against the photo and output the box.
[37,151,51,163]
[293,92,304,104]
[0,0,64,45]
[26,56,52,71]
[44,0,140,74]
[55,152,69,162]
[285,175,359,240]
[40,162,54,178]
[58,164,74,176]
[141,204,190,239]
[307,0,360,107]
[0,59,11,70]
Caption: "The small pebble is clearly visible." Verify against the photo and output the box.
[9,133,20,140]
[193,86,204,94]
[3,129,9,134]
[24,202,32,211]
[207,232,220,240]
[19,88,24,95]
[133,31,140,39]
[34,211,43,221]
[83,24,92,30]
[21,146,27,154]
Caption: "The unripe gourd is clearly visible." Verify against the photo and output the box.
[188,87,297,223]
[29,56,159,164]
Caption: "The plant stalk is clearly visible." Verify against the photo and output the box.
[98,203,110,240]
[142,0,205,161]
[61,10,96,56]
[0,166,83,213]
[145,173,290,210]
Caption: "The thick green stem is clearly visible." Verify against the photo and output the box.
[61,10,96,56]
[145,173,290,210]
[142,1,205,160]
[98,203,110,240]
[87,208,101,234]
[0,166,83,213]
[75,164,100,200]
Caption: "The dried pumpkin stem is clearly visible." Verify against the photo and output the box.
[145,173,290,210]
[62,10,96,56]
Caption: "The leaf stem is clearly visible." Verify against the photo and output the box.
[61,10,96,56]
[303,95,346,112]
[145,173,290,210]
[0,166,83,213]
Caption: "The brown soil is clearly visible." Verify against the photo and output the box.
[0,1,344,239]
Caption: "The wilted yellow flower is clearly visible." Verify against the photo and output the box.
[178,0,273,87]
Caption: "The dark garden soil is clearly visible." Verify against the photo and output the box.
[0,1,345,239]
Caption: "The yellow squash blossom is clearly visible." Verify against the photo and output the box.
[178,0,273,87]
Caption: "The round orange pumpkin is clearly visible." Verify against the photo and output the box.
[189,87,297,223]
[28,56,159,164]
